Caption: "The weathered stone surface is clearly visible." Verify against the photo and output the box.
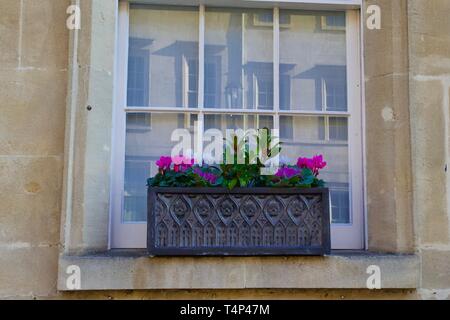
[422,250,450,289]
[365,72,413,252]
[407,0,450,301]
[0,156,63,196]
[0,246,59,298]
[21,0,70,69]
[363,0,409,78]
[408,0,450,76]
[0,156,62,247]
[57,253,420,290]
[410,79,449,245]
[408,0,450,36]
[0,0,20,69]
[61,0,117,254]
[0,193,60,245]
[362,0,414,254]
[0,69,67,156]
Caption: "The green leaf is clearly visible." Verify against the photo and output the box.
[228,178,238,190]
[239,177,248,187]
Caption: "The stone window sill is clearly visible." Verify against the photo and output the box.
[57,250,419,291]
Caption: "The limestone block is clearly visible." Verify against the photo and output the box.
[0,69,67,156]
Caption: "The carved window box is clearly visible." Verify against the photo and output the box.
[147,187,331,256]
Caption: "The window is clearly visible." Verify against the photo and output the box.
[127,38,151,106]
[204,59,220,108]
[329,117,348,141]
[254,12,291,27]
[320,12,346,31]
[126,113,152,131]
[324,78,347,111]
[112,3,364,250]
[330,186,350,224]
[186,59,199,108]
[255,69,274,110]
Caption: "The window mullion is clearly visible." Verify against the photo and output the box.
[182,55,188,109]
[198,4,205,110]
[325,116,330,141]
[196,4,205,164]
[242,12,247,110]
[273,7,280,135]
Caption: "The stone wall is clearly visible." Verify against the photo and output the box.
[0,0,449,299]
[364,0,414,253]
[0,0,69,298]
[408,0,450,299]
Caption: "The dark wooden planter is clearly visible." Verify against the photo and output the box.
[147,187,330,256]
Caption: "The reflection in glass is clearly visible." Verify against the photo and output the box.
[279,11,347,111]
[205,8,273,110]
[124,113,196,222]
[329,117,348,141]
[280,115,350,223]
[125,7,351,226]
[204,114,273,132]
[128,6,199,108]
[331,189,350,223]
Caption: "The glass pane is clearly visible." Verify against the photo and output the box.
[205,114,243,131]
[124,113,196,222]
[205,8,273,110]
[128,6,199,108]
[204,114,273,132]
[329,117,348,141]
[252,115,274,130]
[330,189,350,223]
[279,11,347,111]
[280,115,350,223]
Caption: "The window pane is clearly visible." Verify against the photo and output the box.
[124,113,196,222]
[204,114,273,132]
[280,115,350,223]
[329,117,348,141]
[205,114,243,131]
[325,14,346,28]
[279,11,347,111]
[205,8,273,110]
[330,189,350,223]
[128,6,199,108]
[280,115,293,140]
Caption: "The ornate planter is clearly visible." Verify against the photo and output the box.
[148,187,330,256]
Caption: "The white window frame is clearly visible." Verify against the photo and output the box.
[111,0,364,250]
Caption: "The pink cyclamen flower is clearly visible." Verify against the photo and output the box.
[297,157,314,171]
[275,167,300,179]
[172,155,185,165]
[172,156,194,172]
[297,155,327,176]
[156,156,172,171]
[312,155,327,170]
